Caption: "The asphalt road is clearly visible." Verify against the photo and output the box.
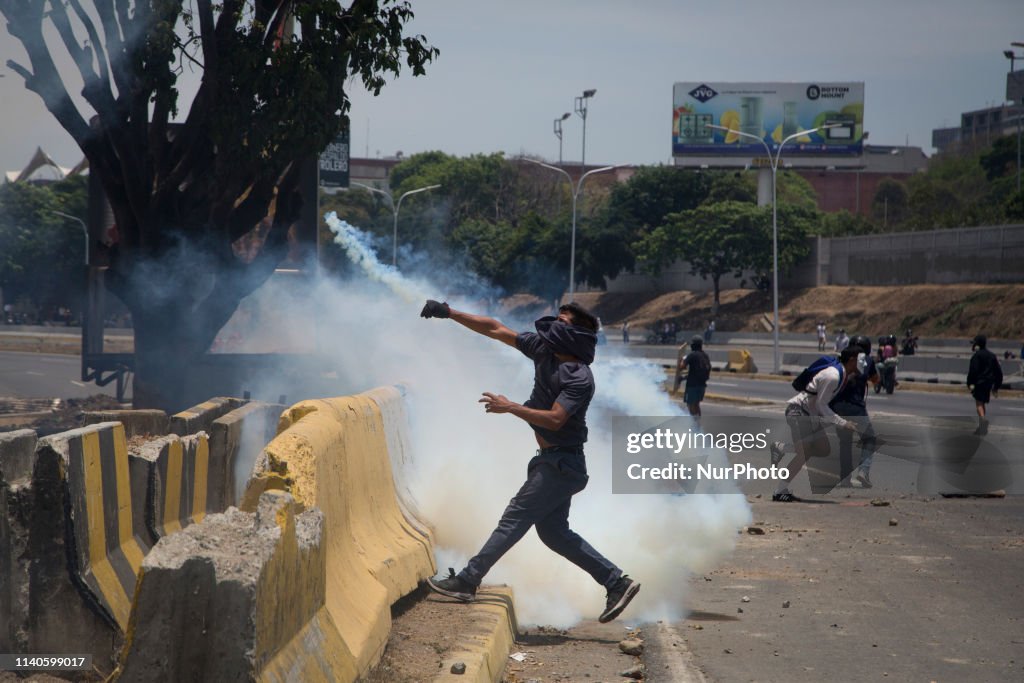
[0,351,118,399]
[701,374,1024,419]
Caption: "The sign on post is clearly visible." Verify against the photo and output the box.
[319,131,350,188]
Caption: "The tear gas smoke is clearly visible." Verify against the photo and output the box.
[240,213,751,626]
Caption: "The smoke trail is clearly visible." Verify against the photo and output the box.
[257,215,753,626]
[325,213,426,303]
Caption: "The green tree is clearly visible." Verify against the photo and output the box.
[634,200,763,314]
[0,177,88,319]
[979,135,1019,181]
[0,1,436,409]
[581,165,712,285]
[872,178,910,228]
[818,208,876,237]
[905,152,1002,229]
[747,204,813,292]
[704,172,756,204]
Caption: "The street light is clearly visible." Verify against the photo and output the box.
[1004,48,1023,193]
[707,122,839,374]
[574,89,597,176]
[351,181,441,267]
[50,210,88,266]
[553,112,571,165]
[523,158,615,301]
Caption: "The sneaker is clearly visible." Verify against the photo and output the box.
[853,469,873,489]
[772,491,800,502]
[426,568,476,602]
[599,575,641,623]
[770,441,786,466]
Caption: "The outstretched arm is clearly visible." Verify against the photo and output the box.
[479,392,569,431]
[421,300,517,347]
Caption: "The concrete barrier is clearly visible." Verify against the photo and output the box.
[28,424,137,670]
[725,349,757,373]
[83,409,169,437]
[133,433,211,543]
[208,401,285,510]
[241,388,436,676]
[58,423,149,633]
[114,491,357,682]
[170,397,245,437]
[1,429,37,652]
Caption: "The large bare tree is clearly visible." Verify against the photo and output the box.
[0,0,436,409]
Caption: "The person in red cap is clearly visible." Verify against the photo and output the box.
[418,299,641,623]
[967,334,1003,435]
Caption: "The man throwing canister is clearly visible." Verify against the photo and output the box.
[419,299,641,623]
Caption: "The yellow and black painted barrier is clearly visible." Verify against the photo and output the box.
[135,433,211,542]
[241,387,436,677]
[62,422,148,632]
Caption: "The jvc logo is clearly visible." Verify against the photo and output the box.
[689,84,718,103]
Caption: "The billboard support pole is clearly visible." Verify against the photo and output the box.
[709,124,839,374]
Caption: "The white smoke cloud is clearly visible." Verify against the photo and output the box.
[240,214,751,627]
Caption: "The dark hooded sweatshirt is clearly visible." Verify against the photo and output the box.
[516,317,597,447]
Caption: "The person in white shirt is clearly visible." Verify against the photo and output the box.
[769,346,862,502]
[834,329,850,352]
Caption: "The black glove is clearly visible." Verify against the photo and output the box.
[420,300,450,319]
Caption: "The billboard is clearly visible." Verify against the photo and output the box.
[672,82,865,161]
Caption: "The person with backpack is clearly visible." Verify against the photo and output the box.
[967,334,1003,436]
[679,336,712,416]
[769,346,862,502]
[830,335,879,488]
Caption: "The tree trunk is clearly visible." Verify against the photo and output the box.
[130,307,204,412]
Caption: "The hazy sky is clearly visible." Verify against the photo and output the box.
[2,0,1022,173]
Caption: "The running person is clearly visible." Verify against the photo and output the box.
[419,299,641,623]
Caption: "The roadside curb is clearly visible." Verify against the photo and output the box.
[434,586,517,682]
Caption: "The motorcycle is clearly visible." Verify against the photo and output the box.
[875,335,898,394]
[875,357,898,394]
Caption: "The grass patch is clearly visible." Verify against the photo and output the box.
[935,303,967,330]
[899,313,929,330]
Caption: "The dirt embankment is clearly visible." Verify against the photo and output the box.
[567,284,1024,340]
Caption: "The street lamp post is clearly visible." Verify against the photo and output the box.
[351,181,440,267]
[1005,48,1023,193]
[707,123,838,374]
[553,112,571,165]
[50,210,88,266]
[574,89,597,176]
[523,158,614,301]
